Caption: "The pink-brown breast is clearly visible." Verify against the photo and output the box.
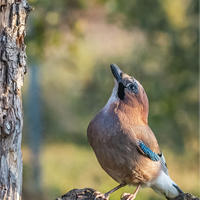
[87,104,161,186]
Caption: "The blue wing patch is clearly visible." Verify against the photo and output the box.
[137,140,160,162]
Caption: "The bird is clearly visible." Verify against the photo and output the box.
[87,64,183,200]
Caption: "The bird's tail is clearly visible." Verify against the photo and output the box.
[151,171,183,199]
[172,183,183,194]
[165,183,183,200]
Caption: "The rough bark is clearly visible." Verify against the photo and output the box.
[0,0,32,200]
[55,188,200,200]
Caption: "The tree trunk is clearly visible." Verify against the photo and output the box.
[0,0,32,200]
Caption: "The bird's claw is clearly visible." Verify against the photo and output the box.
[121,193,136,200]
[94,192,109,200]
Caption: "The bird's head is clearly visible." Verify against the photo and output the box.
[108,63,149,124]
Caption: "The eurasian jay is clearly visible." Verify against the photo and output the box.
[87,64,183,200]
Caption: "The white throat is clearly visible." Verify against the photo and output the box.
[104,80,119,110]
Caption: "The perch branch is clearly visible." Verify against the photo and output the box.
[55,188,199,200]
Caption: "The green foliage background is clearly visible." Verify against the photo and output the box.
[22,0,199,200]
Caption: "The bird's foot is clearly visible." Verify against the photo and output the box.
[121,193,137,200]
[94,191,109,200]
[121,184,141,200]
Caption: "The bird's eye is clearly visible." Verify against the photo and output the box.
[127,82,138,94]
[129,84,135,90]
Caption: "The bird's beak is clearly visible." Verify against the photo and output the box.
[110,63,123,83]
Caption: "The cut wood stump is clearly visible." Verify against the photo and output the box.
[55,188,200,200]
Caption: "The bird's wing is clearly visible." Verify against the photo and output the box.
[158,152,169,175]
[137,140,169,175]
[137,140,160,161]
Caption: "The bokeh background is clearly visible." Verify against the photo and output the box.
[21,0,199,200]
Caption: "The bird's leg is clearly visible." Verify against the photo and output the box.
[105,182,127,197]
[94,182,126,200]
[121,184,141,200]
